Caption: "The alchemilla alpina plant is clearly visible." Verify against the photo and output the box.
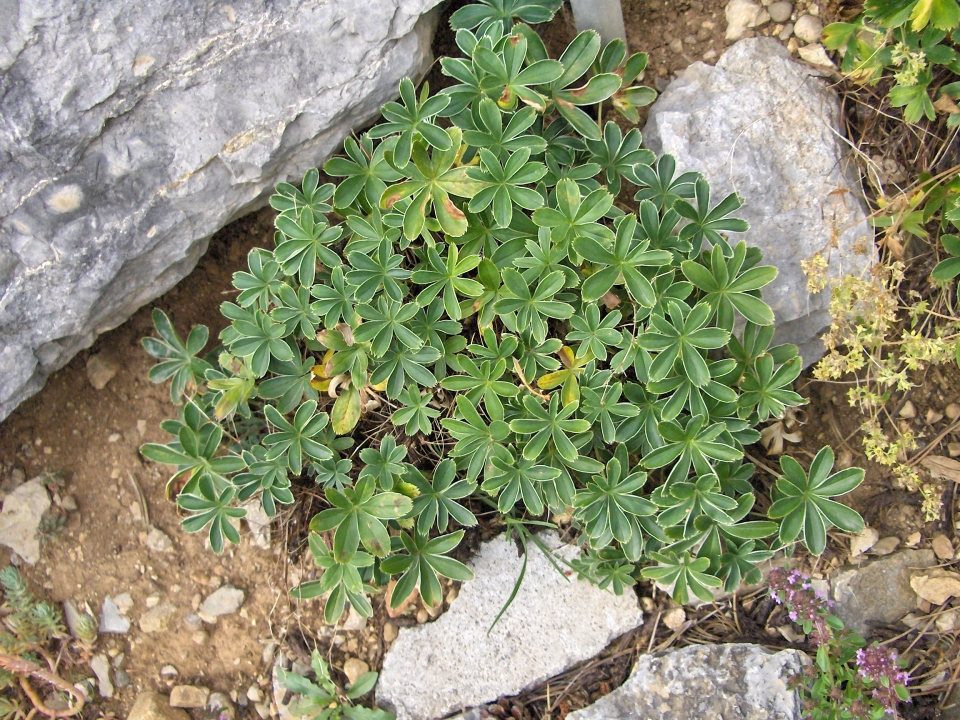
[141,0,866,623]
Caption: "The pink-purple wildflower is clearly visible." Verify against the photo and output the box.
[768,567,833,645]
[856,645,910,715]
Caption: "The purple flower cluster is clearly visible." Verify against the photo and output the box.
[856,645,910,715]
[768,567,832,645]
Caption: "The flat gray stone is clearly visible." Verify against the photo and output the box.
[100,596,131,634]
[198,586,244,623]
[643,38,874,366]
[568,644,805,720]
[0,477,50,564]
[830,549,935,636]
[376,532,643,720]
[90,653,113,699]
[139,602,176,634]
[0,0,442,422]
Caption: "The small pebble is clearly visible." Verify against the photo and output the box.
[343,658,370,687]
[192,631,208,645]
[899,400,917,419]
[703,49,718,61]
[145,595,160,608]
[416,609,429,624]
[793,14,824,43]
[255,703,271,720]
[768,0,792,22]
[183,613,203,631]
[247,687,264,703]
[779,22,794,40]
[160,665,178,679]
[669,38,684,53]
[383,622,398,644]
[948,442,960,458]
[946,403,960,421]
[683,34,697,46]
[114,669,131,689]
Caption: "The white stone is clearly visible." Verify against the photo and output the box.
[376,532,642,720]
[643,39,873,366]
[568,644,805,720]
[726,0,762,40]
[0,478,50,564]
[794,14,824,43]
[139,603,176,634]
[85,354,118,390]
[798,43,835,68]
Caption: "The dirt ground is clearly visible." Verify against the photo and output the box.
[0,0,946,718]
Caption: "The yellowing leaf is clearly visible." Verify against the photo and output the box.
[331,385,362,435]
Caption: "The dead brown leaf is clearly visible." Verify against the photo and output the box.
[921,455,960,481]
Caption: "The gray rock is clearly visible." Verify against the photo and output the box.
[114,669,131,689]
[376,532,643,720]
[241,498,271,550]
[568,644,805,720]
[90,654,113,699]
[0,477,50,564]
[182,612,203,631]
[169,686,210,709]
[830,549,935,636]
[794,14,824,43]
[139,602,176,634]
[128,693,190,720]
[643,39,874,366]
[198,585,245,623]
[145,526,173,553]
[100,596,131,634]
[768,1,793,22]
[0,0,442,423]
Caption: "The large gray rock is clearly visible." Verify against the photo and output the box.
[830,549,935,636]
[643,38,874,366]
[0,0,441,421]
[376,532,643,720]
[568,644,806,720]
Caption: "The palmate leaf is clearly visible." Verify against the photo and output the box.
[635,299,730,388]
[509,393,591,463]
[324,134,403,209]
[368,78,452,168]
[291,534,374,623]
[574,212,672,305]
[142,309,213,403]
[467,147,547,228]
[262,400,332,474]
[380,127,486,240]
[533,179,614,251]
[681,241,777,330]
[643,413,743,487]
[232,248,283,312]
[450,0,562,34]
[411,242,484,320]
[544,31,622,140]
[483,451,560,516]
[178,475,246,554]
[441,395,511,481]
[738,354,804,422]
[312,476,413,561]
[274,207,344,287]
[626,154,698,211]
[456,99,548,158]
[674,177,750,254]
[573,446,656,556]
[495,268,574,343]
[358,435,408,491]
[472,31,564,112]
[220,302,294,378]
[381,530,474,609]
[441,356,518,422]
[769,446,865,555]
[584,121,655,195]
[391,387,441,437]
[641,551,722,604]
[407,459,478,534]
[234,445,294,517]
